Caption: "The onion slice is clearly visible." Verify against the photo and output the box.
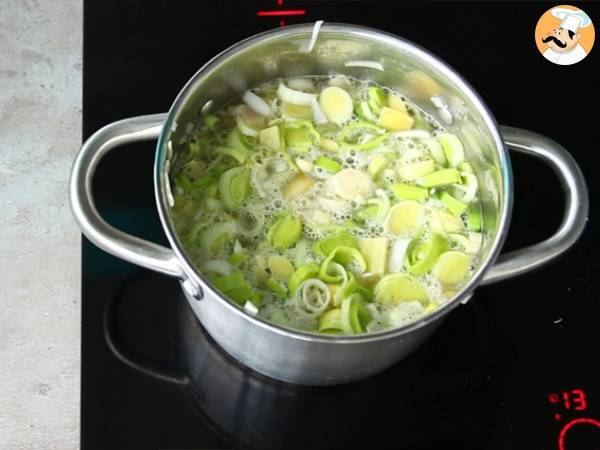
[201,260,233,276]
[344,60,384,71]
[243,90,272,116]
[301,20,323,53]
[310,97,328,124]
[277,83,317,106]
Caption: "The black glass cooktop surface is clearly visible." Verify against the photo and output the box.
[83,2,600,449]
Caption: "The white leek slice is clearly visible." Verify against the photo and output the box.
[397,159,435,181]
[332,168,373,201]
[384,201,424,236]
[287,77,315,91]
[295,158,314,173]
[301,20,323,53]
[465,232,482,255]
[236,115,259,137]
[387,238,411,273]
[295,278,331,318]
[432,251,471,285]
[451,232,483,255]
[277,82,317,106]
[309,97,328,124]
[242,90,272,116]
[424,138,447,166]
[344,60,384,71]
[429,209,464,236]
[449,232,482,255]
[243,300,259,315]
[320,137,339,152]
[319,86,353,124]
[451,172,478,203]
[201,260,233,276]
[268,255,295,282]
[200,221,236,253]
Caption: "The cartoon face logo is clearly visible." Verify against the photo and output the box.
[542,26,581,52]
[535,6,595,65]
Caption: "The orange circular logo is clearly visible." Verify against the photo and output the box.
[535,5,595,65]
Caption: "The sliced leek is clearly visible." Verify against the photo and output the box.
[417,168,462,188]
[384,201,424,236]
[267,214,303,249]
[438,133,465,167]
[432,251,471,285]
[406,233,448,275]
[398,159,436,181]
[319,86,353,124]
[218,167,252,211]
[438,191,468,216]
[374,273,429,307]
[288,263,319,295]
[391,183,429,201]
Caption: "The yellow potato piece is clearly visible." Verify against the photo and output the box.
[388,93,407,112]
[282,173,314,201]
[259,125,281,150]
[319,86,353,124]
[359,237,388,275]
[384,201,423,236]
[378,107,414,131]
[268,255,295,282]
[332,168,373,201]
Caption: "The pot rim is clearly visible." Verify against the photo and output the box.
[154,22,513,344]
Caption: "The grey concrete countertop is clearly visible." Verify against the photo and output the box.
[0,0,82,448]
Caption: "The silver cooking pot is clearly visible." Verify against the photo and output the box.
[70,23,588,385]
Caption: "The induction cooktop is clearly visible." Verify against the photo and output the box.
[82,1,600,449]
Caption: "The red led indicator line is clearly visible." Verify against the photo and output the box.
[257,9,306,17]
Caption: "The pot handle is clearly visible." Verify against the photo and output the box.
[70,114,184,278]
[481,126,588,285]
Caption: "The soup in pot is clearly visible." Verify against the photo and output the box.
[169,75,482,335]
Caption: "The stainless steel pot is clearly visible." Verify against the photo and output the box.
[70,23,588,385]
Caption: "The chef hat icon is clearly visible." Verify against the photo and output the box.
[551,7,592,33]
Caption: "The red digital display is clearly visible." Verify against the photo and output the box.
[548,389,588,419]
[548,388,600,449]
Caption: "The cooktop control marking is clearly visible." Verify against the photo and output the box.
[558,418,600,450]
[548,388,600,448]
[257,0,307,27]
